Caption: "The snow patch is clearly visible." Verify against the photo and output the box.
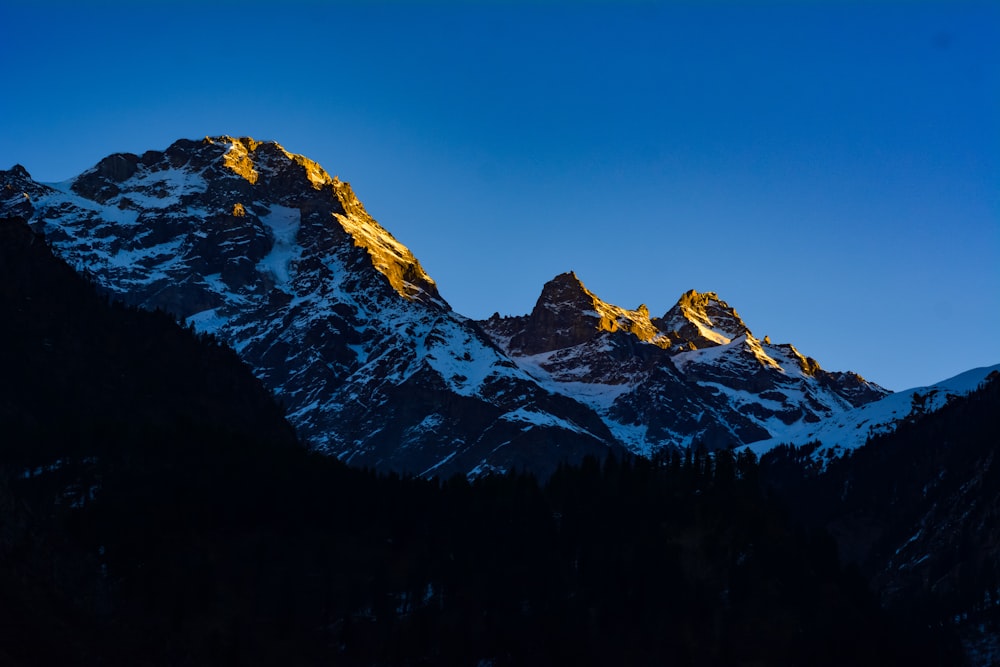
[256,205,301,286]
[500,408,591,435]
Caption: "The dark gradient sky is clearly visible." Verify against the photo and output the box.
[2,1,997,391]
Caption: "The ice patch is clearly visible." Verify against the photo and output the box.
[186,308,229,335]
[500,407,591,435]
[256,205,301,286]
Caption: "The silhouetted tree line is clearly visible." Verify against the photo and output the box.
[2,444,965,666]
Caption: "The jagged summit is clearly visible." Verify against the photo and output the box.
[58,135,440,304]
[658,289,750,350]
[478,272,889,454]
[490,274,754,356]
[208,135,338,191]
[498,271,665,355]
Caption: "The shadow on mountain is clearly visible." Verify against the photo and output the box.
[762,371,1000,664]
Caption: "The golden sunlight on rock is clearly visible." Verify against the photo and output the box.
[330,177,438,302]
[217,137,259,185]
[290,154,332,190]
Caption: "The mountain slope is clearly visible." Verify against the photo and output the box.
[1,138,615,477]
[760,370,1000,665]
[746,363,1000,461]
[480,272,888,455]
[2,139,891,471]
[0,215,298,457]
[0,213,307,665]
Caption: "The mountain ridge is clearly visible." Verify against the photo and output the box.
[746,362,1000,461]
[0,134,949,476]
[479,271,889,455]
[2,136,617,477]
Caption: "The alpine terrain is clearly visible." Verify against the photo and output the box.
[479,272,889,456]
[0,135,962,477]
[1,137,614,477]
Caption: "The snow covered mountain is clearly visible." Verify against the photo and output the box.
[0,137,614,477]
[745,363,1000,460]
[479,272,888,455]
[1,136,901,475]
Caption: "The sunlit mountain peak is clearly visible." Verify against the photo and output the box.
[660,289,749,348]
[209,136,333,190]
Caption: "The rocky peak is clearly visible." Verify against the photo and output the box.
[209,136,334,192]
[657,289,750,350]
[1,165,49,219]
[537,271,599,316]
[208,136,439,303]
[47,136,440,305]
[506,271,665,355]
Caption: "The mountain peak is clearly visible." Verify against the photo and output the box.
[506,271,664,355]
[52,136,438,304]
[659,289,749,348]
[203,136,334,190]
[538,270,595,307]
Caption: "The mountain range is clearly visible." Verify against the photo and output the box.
[3,135,960,478]
[2,136,998,665]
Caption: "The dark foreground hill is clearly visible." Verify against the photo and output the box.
[0,216,962,665]
[762,370,1000,665]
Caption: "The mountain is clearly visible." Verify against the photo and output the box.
[1,136,887,475]
[1,137,614,478]
[746,363,1000,462]
[479,271,888,454]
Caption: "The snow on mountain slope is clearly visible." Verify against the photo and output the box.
[480,273,889,455]
[4,135,973,475]
[744,364,1000,460]
[1,137,615,477]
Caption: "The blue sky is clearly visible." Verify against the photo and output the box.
[1,1,997,391]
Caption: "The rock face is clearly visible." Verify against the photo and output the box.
[498,272,666,355]
[0,137,615,477]
[657,289,750,350]
[479,274,889,455]
[1,136,888,474]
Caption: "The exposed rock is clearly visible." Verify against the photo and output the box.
[1,136,890,473]
[656,289,750,349]
[479,273,889,454]
[0,137,618,477]
[507,271,668,355]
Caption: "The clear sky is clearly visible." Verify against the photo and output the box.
[2,1,997,391]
